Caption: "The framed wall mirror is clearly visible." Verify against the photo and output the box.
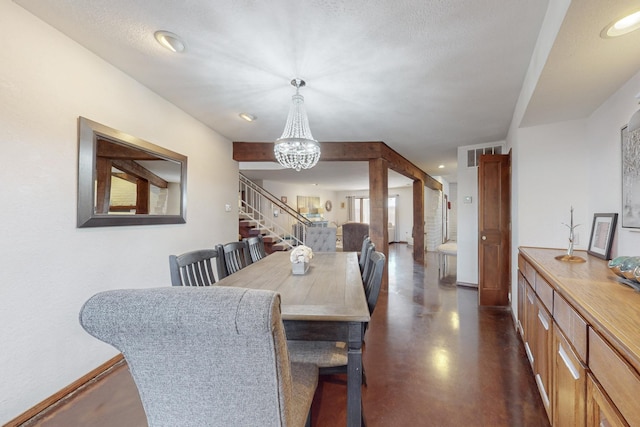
[77,117,187,227]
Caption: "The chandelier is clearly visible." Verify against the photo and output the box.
[274,79,321,171]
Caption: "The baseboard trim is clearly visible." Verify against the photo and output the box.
[4,354,124,427]
[456,281,478,288]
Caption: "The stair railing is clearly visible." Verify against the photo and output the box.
[239,173,311,249]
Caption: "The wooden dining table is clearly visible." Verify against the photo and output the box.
[216,250,370,427]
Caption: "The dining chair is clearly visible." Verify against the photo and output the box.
[305,227,337,252]
[361,242,376,284]
[287,251,386,386]
[79,286,318,427]
[169,245,226,286]
[342,222,369,252]
[221,240,253,276]
[358,236,371,272]
[244,235,267,263]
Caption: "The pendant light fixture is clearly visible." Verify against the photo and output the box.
[274,79,321,171]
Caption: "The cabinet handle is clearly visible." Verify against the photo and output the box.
[558,343,580,380]
[535,373,550,409]
[537,310,550,331]
[525,342,534,365]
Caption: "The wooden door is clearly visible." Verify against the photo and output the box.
[478,154,510,306]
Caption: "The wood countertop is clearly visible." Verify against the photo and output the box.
[519,247,640,375]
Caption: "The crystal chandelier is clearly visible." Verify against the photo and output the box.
[274,79,321,171]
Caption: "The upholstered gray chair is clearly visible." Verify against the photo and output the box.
[305,227,337,252]
[288,251,386,384]
[221,240,253,275]
[169,245,226,286]
[244,235,267,262]
[342,222,369,252]
[79,286,318,427]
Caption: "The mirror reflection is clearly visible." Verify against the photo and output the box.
[77,117,187,227]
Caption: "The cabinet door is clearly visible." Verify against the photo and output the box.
[524,284,537,367]
[525,284,552,422]
[534,298,552,421]
[586,374,628,427]
[553,324,586,426]
[517,271,526,338]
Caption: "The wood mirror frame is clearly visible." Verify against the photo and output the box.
[77,117,187,227]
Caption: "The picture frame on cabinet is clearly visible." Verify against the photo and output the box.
[587,213,618,260]
[622,125,640,228]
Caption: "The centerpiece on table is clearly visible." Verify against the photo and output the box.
[290,245,313,275]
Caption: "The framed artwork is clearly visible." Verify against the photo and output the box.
[622,125,640,228]
[281,196,287,204]
[587,213,618,260]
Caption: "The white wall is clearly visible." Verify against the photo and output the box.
[516,119,589,249]
[392,186,415,244]
[0,3,239,422]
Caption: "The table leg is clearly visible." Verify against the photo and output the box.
[347,322,364,427]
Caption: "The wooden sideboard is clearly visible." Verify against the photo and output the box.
[518,247,640,427]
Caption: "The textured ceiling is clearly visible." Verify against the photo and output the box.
[13,0,640,190]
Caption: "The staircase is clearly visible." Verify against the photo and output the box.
[238,173,311,254]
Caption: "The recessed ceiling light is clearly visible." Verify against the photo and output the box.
[601,10,640,38]
[438,164,445,169]
[154,30,186,53]
[239,113,256,122]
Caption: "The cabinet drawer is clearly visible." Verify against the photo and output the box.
[535,274,553,312]
[554,293,587,362]
[589,327,640,424]
[519,255,536,286]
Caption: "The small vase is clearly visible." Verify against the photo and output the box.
[292,261,309,275]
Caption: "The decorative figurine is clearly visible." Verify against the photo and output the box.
[556,206,586,262]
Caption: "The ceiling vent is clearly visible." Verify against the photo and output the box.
[467,146,503,168]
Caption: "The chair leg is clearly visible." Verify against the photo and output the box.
[305,407,312,427]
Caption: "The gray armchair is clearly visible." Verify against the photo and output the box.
[342,222,369,252]
[79,287,318,427]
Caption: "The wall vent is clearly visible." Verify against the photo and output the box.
[467,146,502,167]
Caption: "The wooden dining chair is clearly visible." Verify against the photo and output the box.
[244,235,267,263]
[169,245,226,286]
[287,251,386,386]
[79,286,318,427]
[221,240,253,276]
